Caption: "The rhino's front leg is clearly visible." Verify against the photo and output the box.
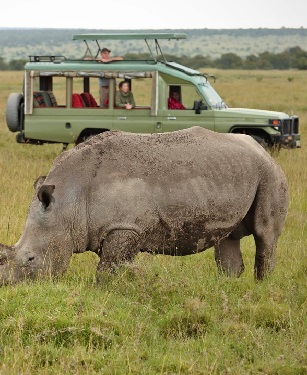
[97,230,140,275]
[214,237,245,277]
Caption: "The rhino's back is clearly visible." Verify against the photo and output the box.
[85,127,269,221]
[48,127,280,206]
[48,127,283,198]
[79,127,267,181]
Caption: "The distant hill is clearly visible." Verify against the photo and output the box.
[1,28,307,62]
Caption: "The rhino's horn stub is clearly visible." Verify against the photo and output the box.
[37,184,55,209]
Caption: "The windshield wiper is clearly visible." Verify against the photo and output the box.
[213,101,227,109]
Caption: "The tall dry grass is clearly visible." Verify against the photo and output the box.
[0,70,306,374]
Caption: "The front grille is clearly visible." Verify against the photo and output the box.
[281,116,299,135]
[281,119,291,135]
[292,116,299,134]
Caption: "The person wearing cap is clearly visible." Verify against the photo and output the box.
[98,48,123,108]
[99,47,122,63]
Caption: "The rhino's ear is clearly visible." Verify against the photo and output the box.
[34,175,47,190]
[37,185,55,209]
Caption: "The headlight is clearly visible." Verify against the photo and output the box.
[269,119,281,130]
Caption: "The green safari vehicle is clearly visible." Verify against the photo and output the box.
[5,32,301,149]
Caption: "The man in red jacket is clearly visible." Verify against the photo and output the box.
[168,91,186,110]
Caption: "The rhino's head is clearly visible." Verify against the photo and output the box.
[0,176,85,285]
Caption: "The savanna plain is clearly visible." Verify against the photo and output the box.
[0,70,306,374]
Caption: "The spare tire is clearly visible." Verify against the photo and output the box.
[6,93,24,132]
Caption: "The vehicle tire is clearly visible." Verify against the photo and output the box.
[75,133,95,144]
[75,129,108,145]
[250,135,269,150]
[6,93,24,132]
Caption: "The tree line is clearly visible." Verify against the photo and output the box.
[1,46,307,71]
[166,46,307,70]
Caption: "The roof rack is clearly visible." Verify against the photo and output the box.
[72,33,186,41]
[29,56,66,63]
[72,33,186,62]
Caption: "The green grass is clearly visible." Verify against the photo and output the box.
[0,70,306,374]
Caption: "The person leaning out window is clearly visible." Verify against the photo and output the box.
[116,81,135,109]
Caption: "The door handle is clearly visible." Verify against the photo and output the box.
[167,117,176,120]
[117,116,127,120]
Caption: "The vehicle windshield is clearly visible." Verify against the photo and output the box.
[198,82,227,109]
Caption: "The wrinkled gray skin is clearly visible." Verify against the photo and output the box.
[0,127,289,285]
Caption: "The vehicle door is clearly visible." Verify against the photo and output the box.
[112,76,158,134]
[160,85,215,133]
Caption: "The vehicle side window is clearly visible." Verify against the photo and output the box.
[167,85,204,110]
[32,76,66,108]
[72,77,99,108]
[114,78,152,109]
[52,77,66,106]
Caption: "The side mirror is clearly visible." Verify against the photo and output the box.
[193,100,207,114]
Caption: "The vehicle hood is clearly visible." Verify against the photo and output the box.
[224,107,289,119]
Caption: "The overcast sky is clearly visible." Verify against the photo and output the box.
[1,0,306,29]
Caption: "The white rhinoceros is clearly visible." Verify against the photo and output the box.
[0,127,289,284]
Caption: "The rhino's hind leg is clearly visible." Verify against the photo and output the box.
[97,230,140,275]
[253,235,277,280]
[214,237,245,277]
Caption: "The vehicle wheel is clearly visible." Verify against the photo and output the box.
[75,133,95,145]
[250,135,269,150]
[75,130,108,145]
[6,93,24,132]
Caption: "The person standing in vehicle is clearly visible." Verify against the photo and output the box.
[116,81,135,109]
[98,48,123,108]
